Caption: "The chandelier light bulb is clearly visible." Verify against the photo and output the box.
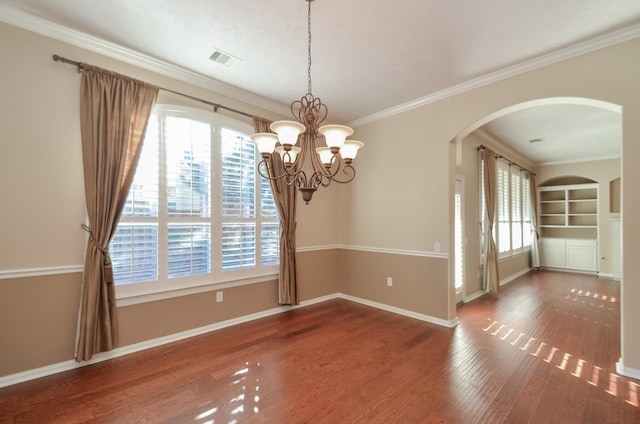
[270,120,306,145]
[275,145,302,165]
[318,124,354,151]
[250,133,279,156]
[340,140,364,163]
[316,147,335,167]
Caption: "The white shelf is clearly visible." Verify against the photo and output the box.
[538,183,598,236]
[538,183,599,272]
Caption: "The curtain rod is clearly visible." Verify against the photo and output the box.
[52,54,257,120]
[477,145,535,175]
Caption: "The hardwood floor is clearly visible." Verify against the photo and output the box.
[1,270,638,423]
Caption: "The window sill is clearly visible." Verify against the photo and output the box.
[115,273,279,307]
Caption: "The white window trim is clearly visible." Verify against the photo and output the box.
[113,105,279,302]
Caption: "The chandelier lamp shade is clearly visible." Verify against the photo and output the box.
[250,0,364,204]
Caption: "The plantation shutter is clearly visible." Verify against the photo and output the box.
[165,116,212,278]
[221,127,257,270]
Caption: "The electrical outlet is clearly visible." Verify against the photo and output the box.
[387,277,393,287]
[434,242,441,253]
[216,291,223,303]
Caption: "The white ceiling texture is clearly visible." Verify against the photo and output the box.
[2,0,640,165]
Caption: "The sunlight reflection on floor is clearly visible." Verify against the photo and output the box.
[481,317,638,408]
[195,361,263,423]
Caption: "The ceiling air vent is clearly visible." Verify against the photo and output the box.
[209,49,241,67]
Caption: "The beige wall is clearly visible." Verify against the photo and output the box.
[0,274,81,373]
[349,38,640,370]
[347,108,451,253]
[2,20,640,379]
[339,250,449,319]
[118,280,281,346]
[499,254,531,282]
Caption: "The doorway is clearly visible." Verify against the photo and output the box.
[452,97,621,306]
[455,176,465,303]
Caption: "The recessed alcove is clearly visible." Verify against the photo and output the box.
[610,177,621,214]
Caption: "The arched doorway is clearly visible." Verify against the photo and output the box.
[451,97,621,307]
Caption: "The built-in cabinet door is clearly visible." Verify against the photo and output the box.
[565,239,598,271]
[540,238,566,269]
[539,238,597,272]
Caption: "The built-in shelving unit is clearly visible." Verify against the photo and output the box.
[538,183,598,272]
[538,183,598,239]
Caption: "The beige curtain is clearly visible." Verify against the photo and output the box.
[76,64,158,361]
[481,148,500,293]
[253,117,299,305]
[529,173,540,268]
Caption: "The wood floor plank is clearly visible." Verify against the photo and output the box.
[1,270,638,423]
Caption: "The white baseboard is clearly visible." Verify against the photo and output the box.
[1,292,460,388]
[539,266,598,276]
[461,269,533,303]
[616,358,640,381]
[597,272,621,282]
[338,293,459,328]
[500,268,532,286]
[464,290,488,303]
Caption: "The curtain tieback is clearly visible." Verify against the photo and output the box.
[81,224,112,265]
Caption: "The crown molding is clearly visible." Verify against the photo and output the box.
[0,5,290,117]
[538,154,621,167]
[349,23,640,128]
[3,4,637,141]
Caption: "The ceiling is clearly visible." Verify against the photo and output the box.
[479,103,623,165]
[1,0,639,165]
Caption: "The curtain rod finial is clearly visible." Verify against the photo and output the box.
[52,54,82,72]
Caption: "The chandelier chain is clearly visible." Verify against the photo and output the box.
[307,0,313,95]
[250,0,363,205]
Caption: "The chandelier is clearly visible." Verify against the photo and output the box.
[250,0,364,204]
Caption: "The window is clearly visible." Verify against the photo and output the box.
[497,162,511,254]
[521,174,532,248]
[455,177,464,301]
[109,106,279,298]
[495,160,532,257]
